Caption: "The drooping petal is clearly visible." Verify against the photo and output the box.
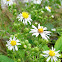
[55,50,60,54]
[16,39,20,42]
[53,56,57,62]
[51,57,53,62]
[9,37,12,41]
[30,29,38,33]
[13,36,16,40]
[40,33,48,41]
[13,47,15,51]
[43,27,47,30]
[38,23,41,29]
[32,33,39,37]
[15,45,18,51]
[43,55,49,57]
[43,51,49,54]
[51,47,54,50]
[46,56,51,62]
[32,25,37,29]
[8,46,13,50]
[55,54,61,57]
[16,43,21,45]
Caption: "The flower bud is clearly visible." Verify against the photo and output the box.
[13,9,17,13]
[32,48,35,51]
[24,28,29,32]
[34,41,39,45]
[21,42,25,45]
[13,13,17,16]
[24,45,27,48]
[13,3,16,7]
[28,47,31,49]
[25,40,29,44]
[28,44,31,47]
[18,59,21,62]
[40,54,43,58]
[34,47,39,52]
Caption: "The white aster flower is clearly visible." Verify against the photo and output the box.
[24,0,28,3]
[51,28,56,31]
[43,47,61,62]
[35,22,38,24]
[6,36,21,51]
[51,15,54,18]
[33,0,42,4]
[45,6,51,12]
[41,10,44,13]
[2,0,14,6]
[17,12,32,25]
[30,24,51,41]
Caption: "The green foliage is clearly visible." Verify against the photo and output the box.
[54,36,62,53]
[0,55,14,62]
[0,0,62,62]
[17,50,25,58]
[42,45,49,50]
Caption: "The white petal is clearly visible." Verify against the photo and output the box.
[16,43,21,45]
[53,56,57,62]
[23,19,25,24]
[46,56,51,62]
[30,29,38,33]
[38,23,41,29]
[16,39,20,42]
[28,20,31,25]
[51,47,54,50]
[44,31,51,34]
[32,25,37,29]
[15,45,18,51]
[46,35,49,39]
[51,28,56,31]
[32,33,39,37]
[51,57,53,62]
[43,51,49,54]
[9,37,12,41]
[43,55,49,57]
[13,36,16,40]
[8,46,13,50]
[55,50,60,53]
[13,47,15,51]
[25,19,28,25]
[43,27,47,30]
[40,33,48,41]
[55,54,61,57]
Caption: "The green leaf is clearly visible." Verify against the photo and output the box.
[42,45,49,50]
[0,55,14,62]
[54,36,62,52]
[18,49,25,58]
[45,23,54,30]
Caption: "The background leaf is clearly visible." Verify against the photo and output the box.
[0,55,14,62]
[54,36,62,53]
[42,45,49,50]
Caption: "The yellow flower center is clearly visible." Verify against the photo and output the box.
[49,50,55,56]
[7,0,10,1]
[48,6,51,9]
[38,27,43,33]
[10,40,16,46]
[22,12,29,19]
